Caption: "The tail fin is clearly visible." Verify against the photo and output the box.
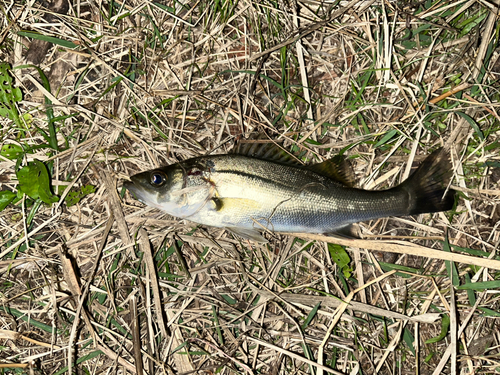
[398,149,456,215]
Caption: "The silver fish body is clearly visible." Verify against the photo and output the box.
[124,150,455,241]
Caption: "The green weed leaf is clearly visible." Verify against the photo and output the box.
[403,328,415,355]
[379,262,419,278]
[375,129,398,148]
[52,350,104,375]
[457,280,500,290]
[456,111,484,141]
[328,243,352,278]
[478,307,500,317]
[425,314,450,344]
[65,185,96,207]
[17,31,78,49]
[16,160,59,205]
[0,144,23,160]
[443,236,459,287]
[0,62,22,125]
[301,302,321,330]
[458,10,488,38]
[483,161,500,168]
[0,191,17,211]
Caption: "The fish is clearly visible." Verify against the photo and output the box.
[123,144,456,242]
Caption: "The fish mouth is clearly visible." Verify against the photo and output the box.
[123,180,148,204]
[122,180,135,193]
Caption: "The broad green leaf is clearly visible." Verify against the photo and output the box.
[16,160,59,205]
[0,108,11,118]
[0,191,16,210]
[328,243,352,278]
[0,63,22,103]
[0,144,23,160]
[17,164,40,199]
[0,62,22,125]
[485,141,500,151]
[220,294,236,304]
[212,305,224,345]
[442,241,499,259]
[304,138,322,146]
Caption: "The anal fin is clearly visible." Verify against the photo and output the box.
[327,224,361,239]
[226,227,268,243]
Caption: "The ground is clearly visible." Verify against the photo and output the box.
[0,0,499,374]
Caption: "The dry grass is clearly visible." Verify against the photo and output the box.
[0,0,499,373]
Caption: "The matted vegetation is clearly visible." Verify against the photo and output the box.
[0,0,499,373]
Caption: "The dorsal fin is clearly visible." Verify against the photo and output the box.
[233,139,301,165]
[308,155,356,187]
[233,137,355,186]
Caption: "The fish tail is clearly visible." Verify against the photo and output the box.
[397,148,456,215]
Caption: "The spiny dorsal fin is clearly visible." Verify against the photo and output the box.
[234,136,355,185]
[308,155,356,187]
[233,139,301,165]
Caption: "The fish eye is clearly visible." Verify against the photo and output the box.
[150,171,167,186]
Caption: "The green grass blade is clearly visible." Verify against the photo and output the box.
[17,31,77,49]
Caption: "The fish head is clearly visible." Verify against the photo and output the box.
[124,166,185,214]
[124,163,215,218]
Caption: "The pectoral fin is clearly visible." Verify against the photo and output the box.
[226,227,268,243]
[212,197,262,212]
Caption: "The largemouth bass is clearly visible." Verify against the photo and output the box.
[124,145,455,242]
